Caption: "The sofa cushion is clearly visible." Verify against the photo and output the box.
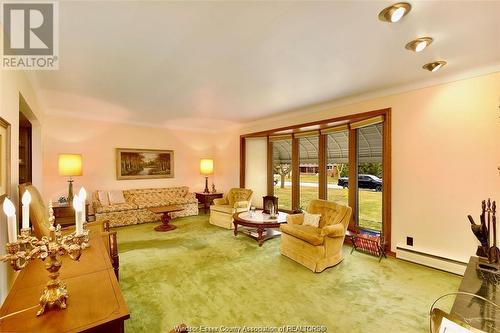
[134,199,164,209]
[280,224,324,246]
[124,187,195,206]
[165,197,198,205]
[124,187,189,201]
[96,202,138,214]
[108,190,126,205]
[133,197,198,209]
[98,191,110,206]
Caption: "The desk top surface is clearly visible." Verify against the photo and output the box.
[0,229,129,333]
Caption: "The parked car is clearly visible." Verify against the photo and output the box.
[337,174,382,191]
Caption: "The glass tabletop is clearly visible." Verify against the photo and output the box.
[237,210,288,224]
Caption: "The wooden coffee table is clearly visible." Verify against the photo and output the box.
[149,205,184,232]
[233,210,288,246]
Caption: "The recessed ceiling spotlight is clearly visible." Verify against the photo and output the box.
[422,61,447,72]
[378,2,412,23]
[405,37,433,52]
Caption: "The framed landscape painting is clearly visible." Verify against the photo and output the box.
[116,148,174,180]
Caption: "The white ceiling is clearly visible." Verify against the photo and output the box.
[27,1,500,130]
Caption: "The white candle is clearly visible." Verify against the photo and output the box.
[79,210,85,229]
[73,195,83,235]
[78,187,87,223]
[21,190,31,229]
[3,198,17,243]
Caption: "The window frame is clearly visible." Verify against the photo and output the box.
[240,108,391,251]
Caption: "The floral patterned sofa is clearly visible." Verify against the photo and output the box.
[92,187,198,227]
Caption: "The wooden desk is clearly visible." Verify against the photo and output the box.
[0,228,129,333]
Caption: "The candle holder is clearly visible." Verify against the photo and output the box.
[0,221,88,316]
[81,224,90,249]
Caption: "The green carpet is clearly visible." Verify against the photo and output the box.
[116,215,461,333]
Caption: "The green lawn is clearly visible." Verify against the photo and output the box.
[274,174,344,185]
[274,185,382,231]
[299,174,342,184]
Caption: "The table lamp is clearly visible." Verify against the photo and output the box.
[200,159,214,193]
[58,154,82,203]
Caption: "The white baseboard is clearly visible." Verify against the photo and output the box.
[396,246,467,275]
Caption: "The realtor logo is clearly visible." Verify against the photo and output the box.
[1,1,58,70]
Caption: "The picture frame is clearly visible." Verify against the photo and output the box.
[116,148,174,180]
[0,117,11,202]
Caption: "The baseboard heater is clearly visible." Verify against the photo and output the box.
[396,246,467,275]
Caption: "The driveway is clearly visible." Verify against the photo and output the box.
[281,181,343,189]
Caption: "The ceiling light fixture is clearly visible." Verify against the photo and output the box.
[405,37,433,52]
[378,2,412,23]
[422,61,447,72]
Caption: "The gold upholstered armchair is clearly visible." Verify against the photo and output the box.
[209,188,253,229]
[18,183,51,239]
[19,183,105,238]
[279,199,352,272]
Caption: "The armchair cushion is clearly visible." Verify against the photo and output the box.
[320,223,345,238]
[234,200,249,209]
[213,198,228,205]
[210,204,234,214]
[280,224,324,246]
[286,213,304,225]
[210,204,247,214]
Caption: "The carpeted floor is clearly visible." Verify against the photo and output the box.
[116,215,461,333]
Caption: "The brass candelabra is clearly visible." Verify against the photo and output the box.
[0,220,88,316]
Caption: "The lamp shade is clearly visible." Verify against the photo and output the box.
[200,159,214,175]
[58,154,82,176]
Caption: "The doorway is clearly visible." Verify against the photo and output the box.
[18,111,32,184]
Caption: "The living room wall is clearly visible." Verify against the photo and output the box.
[233,72,500,263]
[0,65,45,301]
[41,115,231,205]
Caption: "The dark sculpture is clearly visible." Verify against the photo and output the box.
[468,199,499,266]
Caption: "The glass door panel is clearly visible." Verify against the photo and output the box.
[272,139,292,211]
[298,136,319,210]
[356,123,383,231]
[326,130,349,206]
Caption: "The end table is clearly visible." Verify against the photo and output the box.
[52,201,89,227]
[195,192,223,214]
